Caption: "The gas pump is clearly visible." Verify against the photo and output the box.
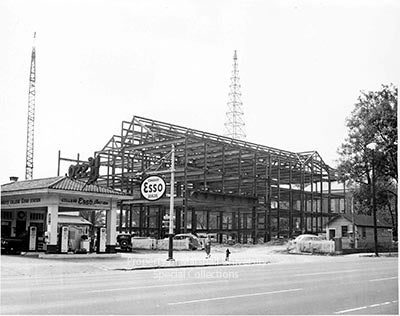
[60,226,69,253]
[97,227,106,253]
[28,226,37,251]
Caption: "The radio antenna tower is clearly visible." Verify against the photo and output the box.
[25,32,36,180]
[224,50,246,140]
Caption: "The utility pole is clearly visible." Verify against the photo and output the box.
[25,32,37,180]
[351,195,356,249]
[371,152,379,257]
[167,144,175,261]
[224,50,246,140]
[367,142,379,257]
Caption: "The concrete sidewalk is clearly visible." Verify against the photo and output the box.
[2,244,394,279]
[1,244,274,278]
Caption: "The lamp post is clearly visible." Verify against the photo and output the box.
[366,142,379,257]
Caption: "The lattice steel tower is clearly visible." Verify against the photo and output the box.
[224,50,246,140]
[25,32,36,180]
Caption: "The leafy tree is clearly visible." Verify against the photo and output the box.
[79,210,106,228]
[337,84,397,237]
[352,181,397,235]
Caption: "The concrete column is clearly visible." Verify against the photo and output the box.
[46,204,59,253]
[106,201,117,253]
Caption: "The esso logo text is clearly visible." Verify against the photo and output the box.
[140,176,166,201]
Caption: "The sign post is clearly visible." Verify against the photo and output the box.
[138,145,175,261]
[167,144,175,261]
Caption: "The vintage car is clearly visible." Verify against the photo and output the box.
[116,233,133,251]
[173,233,201,250]
[1,236,26,254]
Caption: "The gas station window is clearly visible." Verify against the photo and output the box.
[1,211,12,220]
[30,212,45,221]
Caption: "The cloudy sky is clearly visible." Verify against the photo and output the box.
[1,0,399,184]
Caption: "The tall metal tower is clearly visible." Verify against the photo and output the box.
[224,50,246,140]
[25,32,36,180]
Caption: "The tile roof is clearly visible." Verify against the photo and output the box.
[330,213,392,228]
[1,177,61,192]
[1,176,123,196]
[49,177,123,195]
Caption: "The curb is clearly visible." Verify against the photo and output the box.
[38,253,122,259]
[114,260,270,271]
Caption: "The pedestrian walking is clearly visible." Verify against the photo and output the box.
[225,248,231,261]
[204,236,211,259]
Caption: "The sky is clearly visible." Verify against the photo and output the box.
[1,0,399,185]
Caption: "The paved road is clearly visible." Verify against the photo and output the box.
[1,256,398,315]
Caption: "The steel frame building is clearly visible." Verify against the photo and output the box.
[60,115,345,243]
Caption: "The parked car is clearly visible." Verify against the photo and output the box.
[173,233,201,250]
[287,234,322,252]
[116,233,133,251]
[1,236,26,254]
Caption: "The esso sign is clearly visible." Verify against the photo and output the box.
[140,176,166,201]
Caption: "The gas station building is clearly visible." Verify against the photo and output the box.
[1,177,127,253]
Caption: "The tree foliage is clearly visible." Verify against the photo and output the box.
[337,84,398,236]
[337,84,397,184]
[79,210,106,228]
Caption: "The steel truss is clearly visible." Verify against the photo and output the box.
[61,115,345,242]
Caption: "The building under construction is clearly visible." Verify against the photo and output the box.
[59,115,345,243]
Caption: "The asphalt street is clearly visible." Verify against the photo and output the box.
[1,256,398,315]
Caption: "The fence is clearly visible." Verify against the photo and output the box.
[296,240,335,254]
[131,237,190,250]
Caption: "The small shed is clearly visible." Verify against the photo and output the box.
[325,214,393,250]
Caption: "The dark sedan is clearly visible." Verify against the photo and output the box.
[1,236,26,254]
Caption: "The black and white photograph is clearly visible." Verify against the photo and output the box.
[0,0,398,315]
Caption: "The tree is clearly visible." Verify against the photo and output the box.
[337,84,398,238]
[352,181,397,233]
[79,210,106,228]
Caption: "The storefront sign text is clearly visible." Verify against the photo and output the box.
[60,197,109,207]
[1,197,41,206]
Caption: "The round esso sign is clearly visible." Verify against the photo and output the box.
[140,176,166,201]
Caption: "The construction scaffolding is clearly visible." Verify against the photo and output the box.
[59,115,345,243]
